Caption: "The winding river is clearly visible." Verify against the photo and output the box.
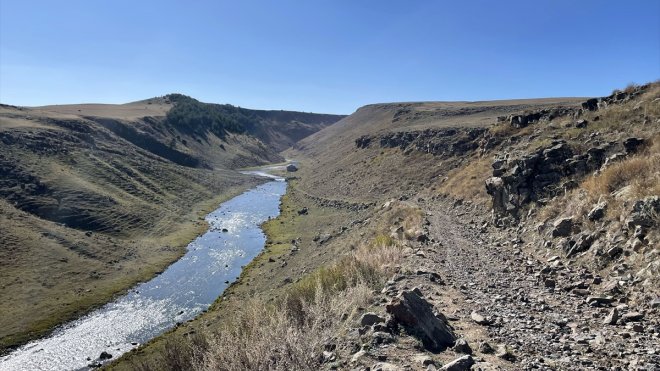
[0,168,287,371]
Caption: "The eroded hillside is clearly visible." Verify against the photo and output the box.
[0,98,342,352]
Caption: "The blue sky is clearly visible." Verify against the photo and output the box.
[1,1,658,114]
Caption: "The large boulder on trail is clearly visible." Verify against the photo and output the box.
[286,164,298,172]
[386,290,456,352]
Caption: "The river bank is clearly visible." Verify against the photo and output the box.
[0,176,283,369]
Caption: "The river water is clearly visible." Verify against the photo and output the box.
[0,171,287,371]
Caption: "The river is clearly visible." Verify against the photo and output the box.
[0,169,287,371]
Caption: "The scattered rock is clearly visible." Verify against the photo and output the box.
[626,196,660,228]
[321,350,336,363]
[495,345,516,361]
[439,355,474,371]
[622,312,644,322]
[452,338,472,354]
[351,350,367,363]
[372,331,394,345]
[587,202,607,221]
[470,311,492,326]
[586,296,614,306]
[471,361,501,371]
[412,354,435,367]
[478,341,495,354]
[650,298,660,308]
[371,362,400,371]
[603,308,618,325]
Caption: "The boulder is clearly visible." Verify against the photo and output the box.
[485,177,508,216]
[588,202,607,221]
[351,350,367,363]
[603,308,618,325]
[439,355,474,371]
[581,98,599,111]
[478,341,495,354]
[386,290,456,351]
[452,338,472,354]
[99,351,113,360]
[565,232,595,257]
[412,354,435,366]
[360,312,386,327]
[470,311,492,325]
[355,135,372,149]
[622,312,644,322]
[623,137,644,153]
[576,119,588,128]
[286,164,298,172]
[552,218,573,238]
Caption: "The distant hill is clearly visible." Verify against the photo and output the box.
[0,96,343,351]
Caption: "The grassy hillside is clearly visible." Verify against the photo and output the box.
[0,98,341,352]
[287,97,585,203]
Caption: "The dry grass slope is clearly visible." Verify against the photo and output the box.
[123,202,421,371]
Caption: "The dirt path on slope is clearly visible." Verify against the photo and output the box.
[422,200,659,370]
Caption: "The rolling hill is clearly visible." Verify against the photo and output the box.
[0,96,343,352]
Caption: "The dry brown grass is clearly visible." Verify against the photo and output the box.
[129,215,412,371]
[194,238,403,371]
[437,155,492,204]
[582,134,660,201]
[195,283,373,371]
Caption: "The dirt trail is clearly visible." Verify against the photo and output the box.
[421,199,660,370]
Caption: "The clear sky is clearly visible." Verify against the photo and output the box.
[1,1,658,114]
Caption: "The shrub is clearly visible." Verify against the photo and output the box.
[164,94,257,139]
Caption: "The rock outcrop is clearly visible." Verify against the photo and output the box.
[355,128,487,158]
[501,107,576,128]
[581,84,650,111]
[485,138,646,222]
